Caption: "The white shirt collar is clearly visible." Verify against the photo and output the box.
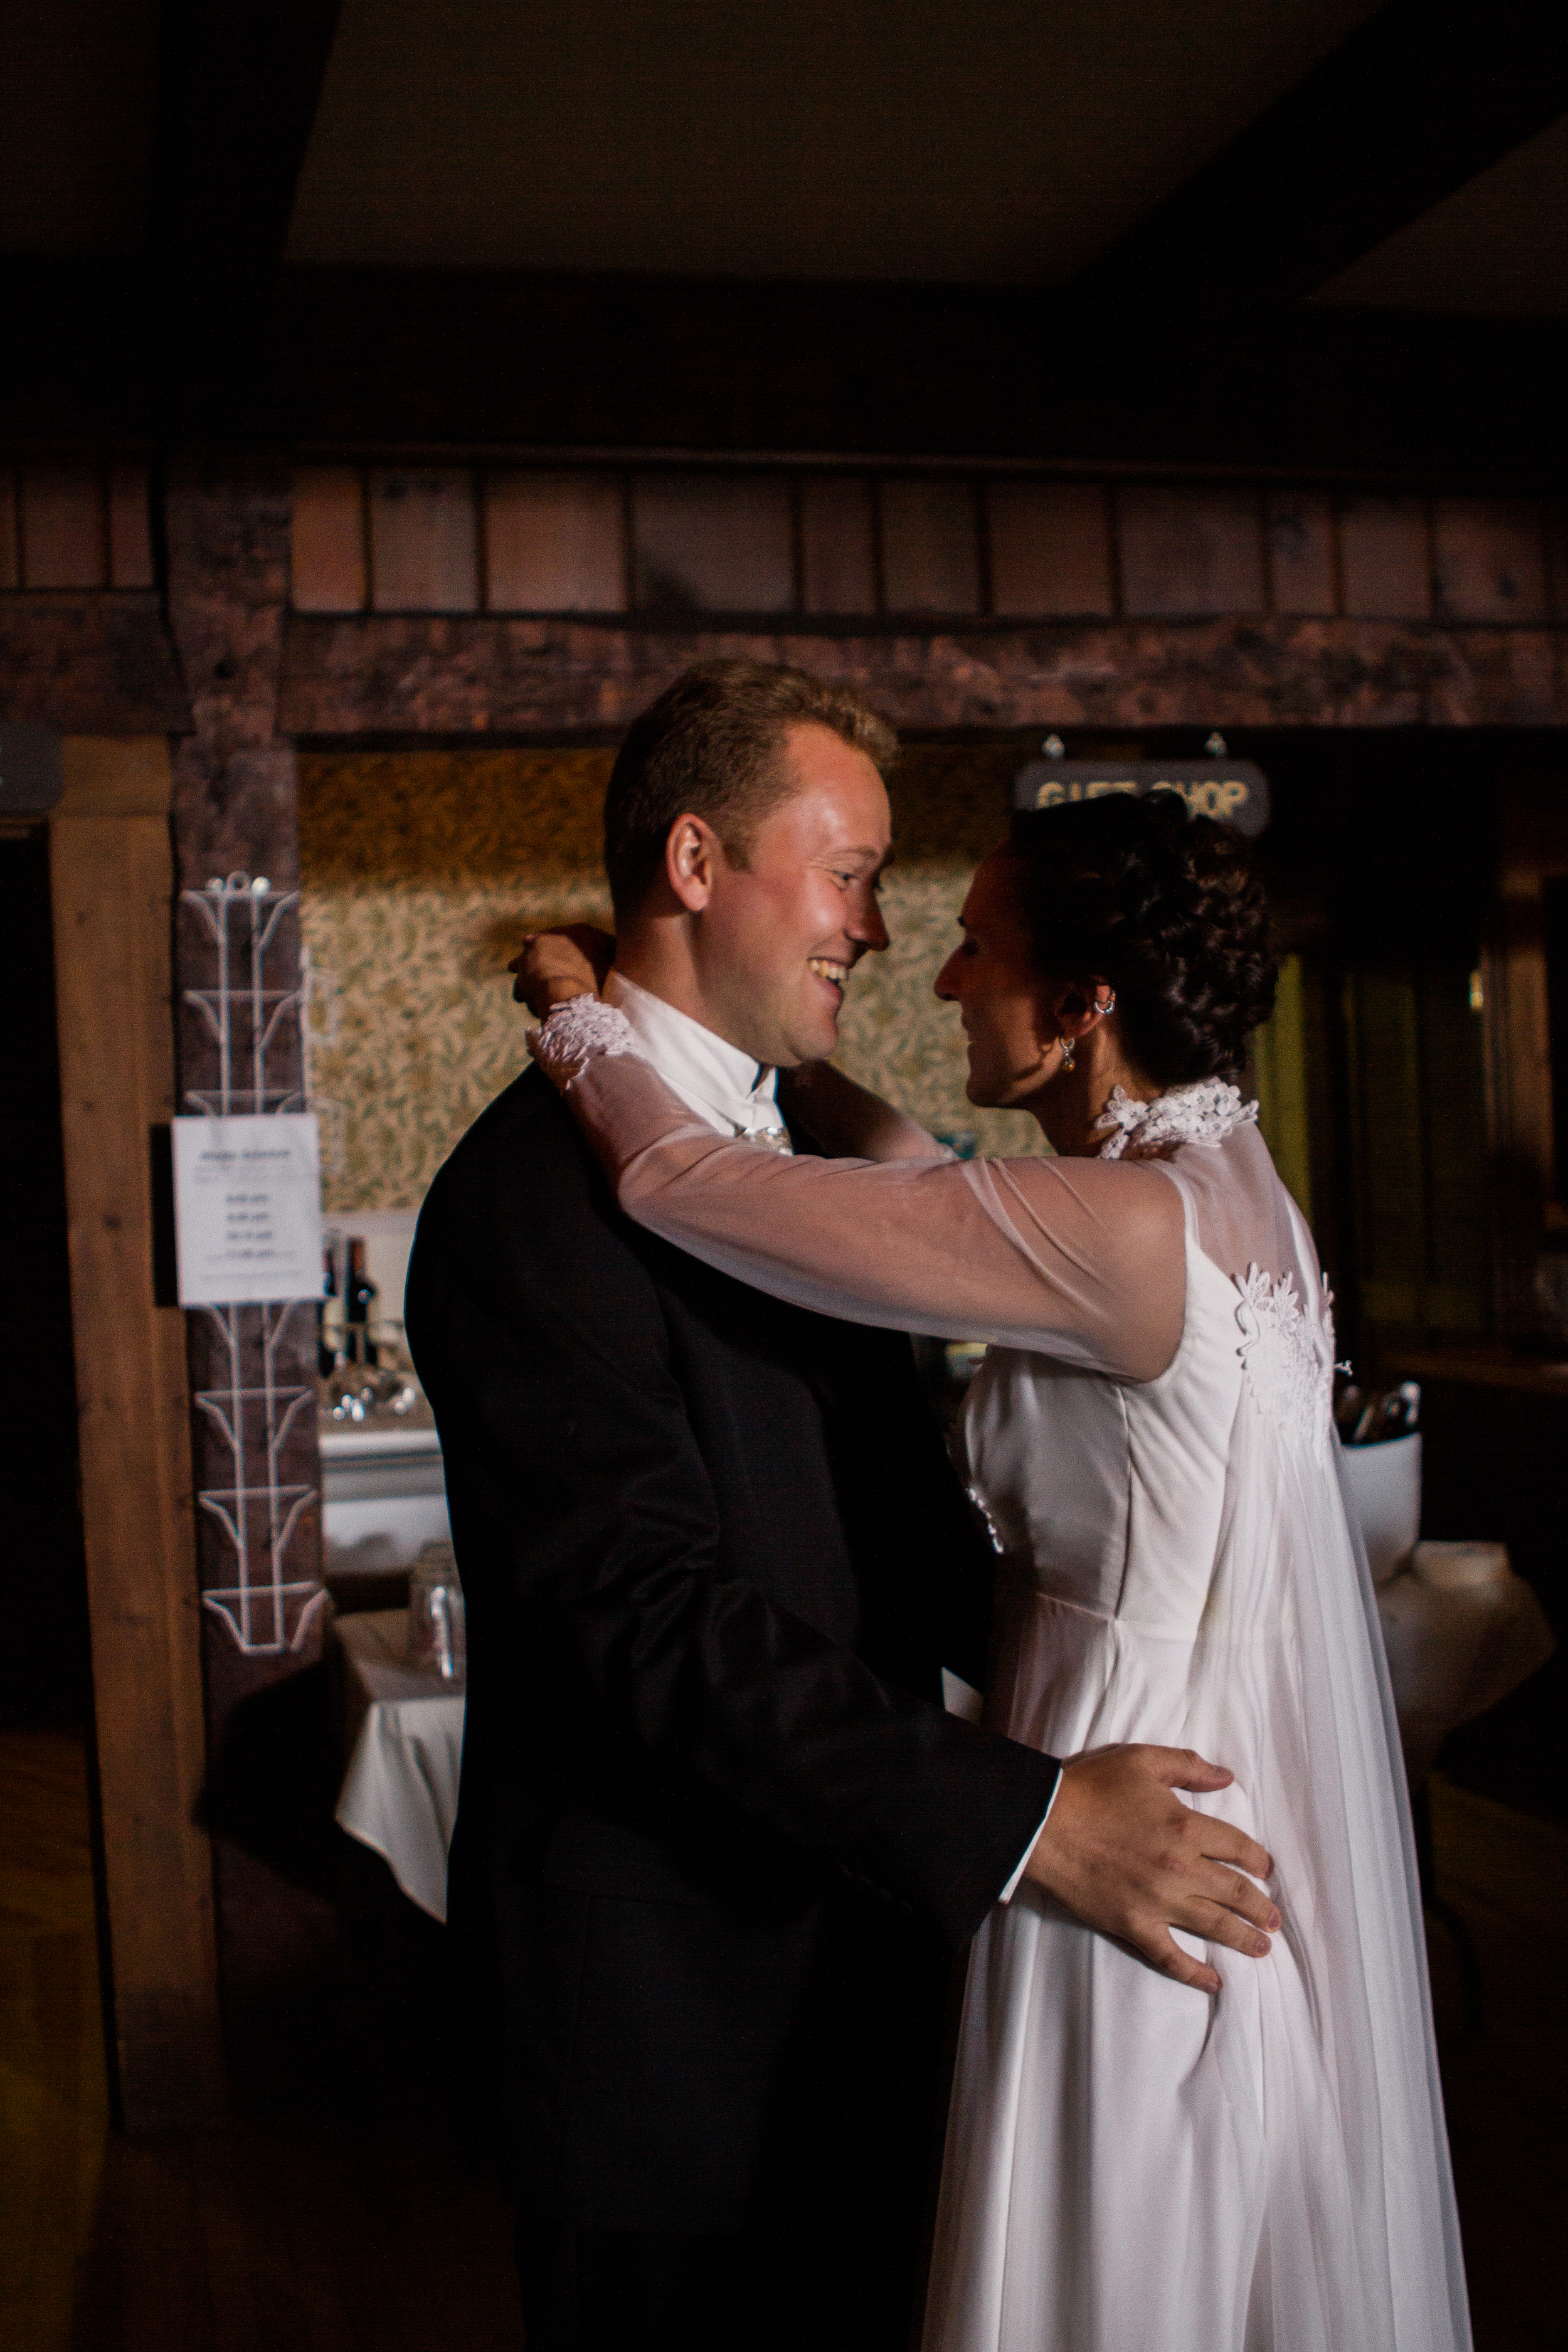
[604,972,789,1144]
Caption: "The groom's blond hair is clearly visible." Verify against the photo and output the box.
[603,660,898,915]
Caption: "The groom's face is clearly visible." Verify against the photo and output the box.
[690,721,893,1067]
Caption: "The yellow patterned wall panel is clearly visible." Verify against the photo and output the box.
[299,742,1041,1213]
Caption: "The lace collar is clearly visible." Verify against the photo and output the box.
[1093,1078,1259,1160]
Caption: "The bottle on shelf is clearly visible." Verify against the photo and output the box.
[318,1239,346,1379]
[346,1236,379,1368]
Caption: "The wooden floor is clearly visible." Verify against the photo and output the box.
[3,1727,1564,2350]
[0,1731,522,2352]
[1421,1779,1568,2351]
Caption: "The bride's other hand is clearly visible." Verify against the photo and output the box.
[1023,1744,1279,1996]
[509,924,615,1015]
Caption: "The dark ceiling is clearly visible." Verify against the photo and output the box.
[1316,109,1568,317]
[2,1,1565,466]
[285,0,1382,284]
[6,0,1563,309]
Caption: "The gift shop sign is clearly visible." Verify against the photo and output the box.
[1012,761,1269,837]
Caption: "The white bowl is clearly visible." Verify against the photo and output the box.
[1337,1431,1422,1586]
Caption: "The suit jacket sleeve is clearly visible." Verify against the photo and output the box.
[407,1094,1059,1951]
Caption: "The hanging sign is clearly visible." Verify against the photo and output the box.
[172,1113,324,1306]
[1012,760,1269,836]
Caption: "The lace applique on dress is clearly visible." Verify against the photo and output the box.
[1094,1078,1259,1160]
[530,998,637,1087]
[967,1484,1007,1557]
[1234,1266,1336,1462]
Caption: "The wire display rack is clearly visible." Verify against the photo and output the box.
[181,873,324,1657]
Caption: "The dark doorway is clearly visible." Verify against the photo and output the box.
[1,829,91,1725]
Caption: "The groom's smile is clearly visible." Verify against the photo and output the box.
[807,953,854,1002]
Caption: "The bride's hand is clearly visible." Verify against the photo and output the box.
[1022,1743,1279,1996]
[509,924,615,1015]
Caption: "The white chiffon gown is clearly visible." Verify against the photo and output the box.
[534,1009,1473,2352]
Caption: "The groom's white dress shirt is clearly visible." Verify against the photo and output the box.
[601,967,1053,1902]
[605,971,792,1147]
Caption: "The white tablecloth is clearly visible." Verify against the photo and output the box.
[1377,1558,1555,1781]
[334,1608,465,1922]
[1338,1435,1556,1778]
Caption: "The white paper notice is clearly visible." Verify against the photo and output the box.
[172,1114,324,1305]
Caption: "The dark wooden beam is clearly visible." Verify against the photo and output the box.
[152,1,342,379]
[0,260,159,445]
[278,611,1568,738]
[3,257,1565,486]
[0,596,191,733]
[1073,0,1568,315]
[0,11,341,436]
[266,270,1568,485]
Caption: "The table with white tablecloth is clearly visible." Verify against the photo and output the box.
[1339,1434,1555,1777]
[330,1466,1554,1929]
[333,1608,465,1922]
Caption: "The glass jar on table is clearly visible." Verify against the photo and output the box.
[408,1540,466,1684]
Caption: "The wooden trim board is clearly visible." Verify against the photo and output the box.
[280,611,1568,738]
[50,736,223,2129]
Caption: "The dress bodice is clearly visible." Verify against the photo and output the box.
[964,1225,1246,1636]
[965,1128,1338,1646]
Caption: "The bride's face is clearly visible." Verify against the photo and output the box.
[935,850,1057,1110]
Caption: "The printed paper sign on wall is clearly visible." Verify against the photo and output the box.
[172,1113,324,1305]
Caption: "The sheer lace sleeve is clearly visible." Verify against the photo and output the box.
[539,1019,1185,1381]
[778,1060,950,1163]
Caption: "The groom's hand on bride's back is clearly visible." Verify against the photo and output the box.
[1024,1745,1278,1996]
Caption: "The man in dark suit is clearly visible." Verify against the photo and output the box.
[406,662,1276,2352]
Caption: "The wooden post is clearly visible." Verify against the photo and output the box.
[49,735,225,2131]
[162,460,336,2084]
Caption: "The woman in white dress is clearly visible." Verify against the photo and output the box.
[521,789,1471,2352]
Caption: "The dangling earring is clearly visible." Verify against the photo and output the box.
[1058,1034,1076,1073]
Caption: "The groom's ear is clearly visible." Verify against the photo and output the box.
[665,813,724,913]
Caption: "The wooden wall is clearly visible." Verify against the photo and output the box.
[1,462,155,591]
[5,457,1565,733]
[289,463,1567,628]
[0,462,185,737]
[281,465,1568,736]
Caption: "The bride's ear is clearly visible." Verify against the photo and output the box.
[1040,978,1105,1053]
[1036,976,1081,1037]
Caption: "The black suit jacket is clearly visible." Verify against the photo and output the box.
[405,1068,1059,2235]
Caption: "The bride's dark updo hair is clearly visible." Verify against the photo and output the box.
[1009,790,1276,1084]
